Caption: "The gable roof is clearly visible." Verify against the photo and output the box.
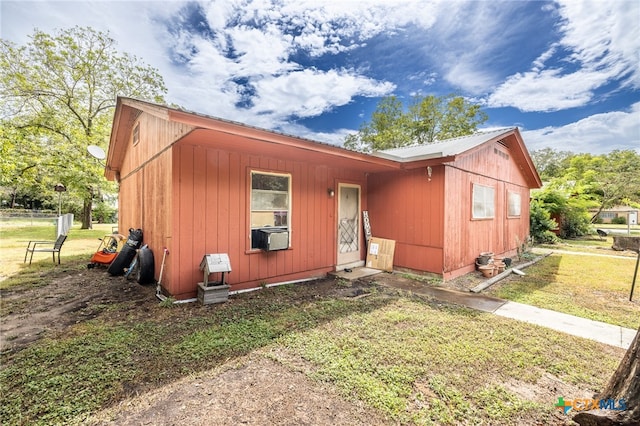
[372,128,516,161]
[371,127,542,188]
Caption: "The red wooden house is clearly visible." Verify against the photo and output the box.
[106,97,541,299]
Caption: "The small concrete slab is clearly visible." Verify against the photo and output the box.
[329,267,382,281]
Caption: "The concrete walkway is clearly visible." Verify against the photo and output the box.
[366,271,637,350]
[419,285,636,349]
[493,301,636,349]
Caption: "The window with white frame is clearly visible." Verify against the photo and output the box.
[472,183,495,219]
[250,171,290,249]
[507,191,521,217]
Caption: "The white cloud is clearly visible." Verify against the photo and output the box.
[425,1,528,94]
[521,102,640,154]
[249,68,394,119]
[158,0,414,124]
[488,0,640,112]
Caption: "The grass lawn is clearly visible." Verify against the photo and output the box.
[278,298,624,425]
[488,245,640,329]
[0,221,116,285]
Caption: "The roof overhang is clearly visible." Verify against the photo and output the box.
[106,97,542,188]
[105,97,401,179]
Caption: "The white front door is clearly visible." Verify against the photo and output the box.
[337,184,362,268]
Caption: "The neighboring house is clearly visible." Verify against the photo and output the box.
[106,97,541,299]
[595,206,639,225]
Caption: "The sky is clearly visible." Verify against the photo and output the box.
[2,0,639,155]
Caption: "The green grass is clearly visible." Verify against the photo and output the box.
[0,222,116,285]
[488,252,640,329]
[277,298,621,425]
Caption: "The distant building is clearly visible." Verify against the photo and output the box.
[595,206,639,225]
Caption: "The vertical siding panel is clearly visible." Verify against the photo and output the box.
[298,162,308,272]
[292,161,303,272]
[192,146,207,283]
[228,152,243,284]
[205,149,219,253]
[217,151,230,272]
[327,167,337,268]
[283,161,293,276]
[236,154,250,284]
[221,150,228,255]
[308,165,317,268]
[178,145,195,296]
[316,166,328,267]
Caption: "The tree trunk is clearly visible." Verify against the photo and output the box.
[574,327,640,425]
[82,196,93,229]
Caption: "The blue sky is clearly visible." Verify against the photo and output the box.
[2,0,639,154]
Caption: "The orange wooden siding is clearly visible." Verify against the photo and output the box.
[116,112,189,290]
[442,140,532,277]
[367,166,445,274]
[368,137,533,279]
[109,100,538,297]
[170,140,367,299]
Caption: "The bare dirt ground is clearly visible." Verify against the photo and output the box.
[0,264,590,425]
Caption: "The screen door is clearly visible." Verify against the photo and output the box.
[337,184,361,266]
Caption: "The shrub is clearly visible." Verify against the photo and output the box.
[530,200,559,243]
[559,200,592,239]
[611,216,627,225]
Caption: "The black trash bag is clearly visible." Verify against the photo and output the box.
[108,228,143,276]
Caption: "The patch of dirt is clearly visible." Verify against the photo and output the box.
[87,352,388,426]
[0,267,154,354]
[503,372,594,405]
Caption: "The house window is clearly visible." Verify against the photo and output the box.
[132,122,140,146]
[472,183,495,219]
[507,191,521,217]
[250,171,290,249]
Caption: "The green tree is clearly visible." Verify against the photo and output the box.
[0,26,166,227]
[344,96,413,152]
[344,94,488,152]
[564,151,640,222]
[530,148,574,180]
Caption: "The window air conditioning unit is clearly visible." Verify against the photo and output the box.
[256,228,289,251]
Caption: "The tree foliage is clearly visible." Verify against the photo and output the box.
[529,199,559,243]
[0,26,167,226]
[529,148,640,241]
[344,94,488,152]
[529,147,574,180]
